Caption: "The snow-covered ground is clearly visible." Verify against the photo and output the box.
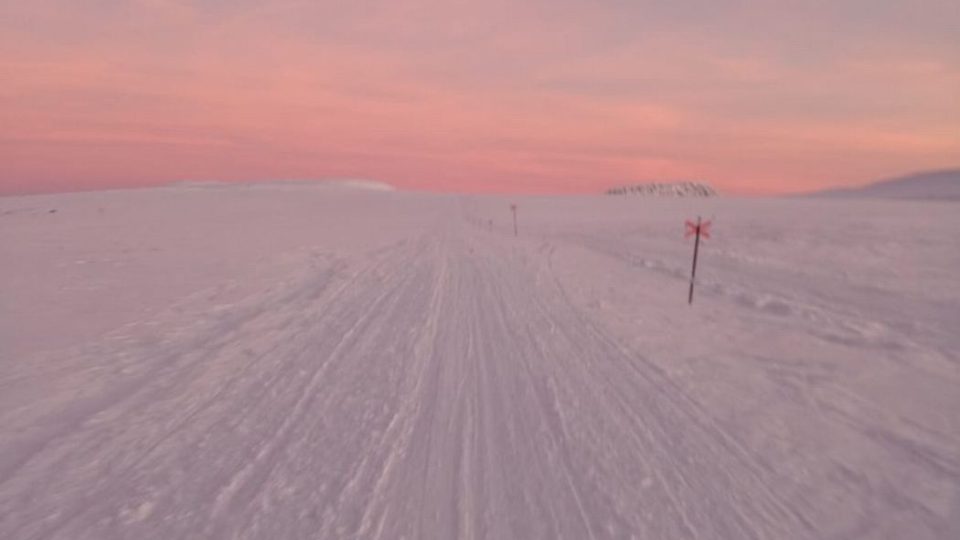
[1,184,958,539]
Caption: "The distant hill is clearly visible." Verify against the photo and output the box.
[169,178,396,192]
[808,169,960,201]
[606,181,717,197]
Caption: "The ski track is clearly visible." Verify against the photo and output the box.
[1,207,958,539]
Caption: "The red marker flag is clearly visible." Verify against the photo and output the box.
[685,219,712,239]
[686,217,711,304]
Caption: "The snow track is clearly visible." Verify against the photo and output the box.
[1,193,958,539]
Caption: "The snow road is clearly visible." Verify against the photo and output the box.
[1,187,958,539]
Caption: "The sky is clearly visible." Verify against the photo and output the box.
[1,0,958,195]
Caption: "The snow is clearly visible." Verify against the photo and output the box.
[1,186,958,539]
[168,178,397,192]
[327,179,396,192]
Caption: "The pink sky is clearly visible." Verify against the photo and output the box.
[2,0,958,195]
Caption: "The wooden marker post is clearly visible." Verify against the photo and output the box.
[684,216,712,305]
[511,204,518,237]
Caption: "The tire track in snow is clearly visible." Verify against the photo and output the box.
[8,207,948,539]
[204,259,413,534]
[472,231,816,538]
[472,248,599,540]
[0,241,415,539]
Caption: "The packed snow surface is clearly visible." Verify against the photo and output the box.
[1,185,958,539]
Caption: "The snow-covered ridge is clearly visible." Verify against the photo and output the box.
[322,179,396,191]
[807,169,960,200]
[606,181,717,197]
[168,178,396,192]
